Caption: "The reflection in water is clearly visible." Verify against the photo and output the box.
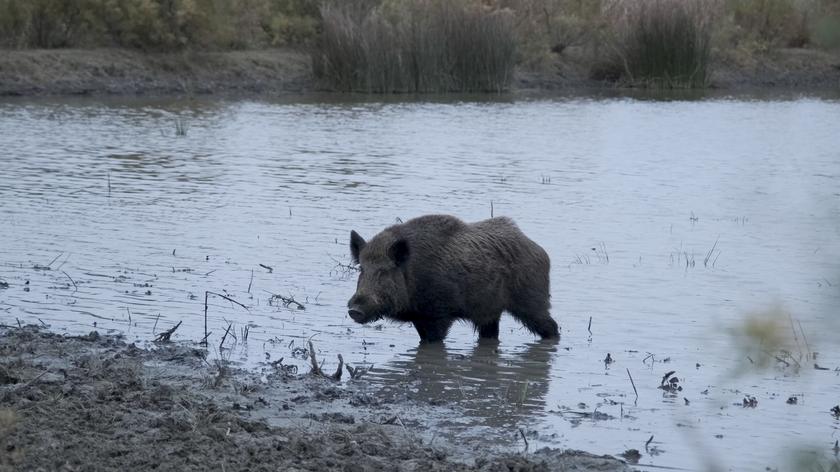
[373,340,559,429]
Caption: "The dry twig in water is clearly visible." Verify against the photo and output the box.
[308,340,343,380]
[269,293,305,310]
[627,368,639,402]
[219,323,233,350]
[345,363,373,380]
[329,255,360,279]
[519,428,529,452]
[203,291,249,345]
[61,271,78,292]
[155,321,182,342]
[308,340,321,374]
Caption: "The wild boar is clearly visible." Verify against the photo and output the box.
[346,214,559,343]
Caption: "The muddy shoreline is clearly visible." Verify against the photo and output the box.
[0,326,630,471]
[0,47,838,98]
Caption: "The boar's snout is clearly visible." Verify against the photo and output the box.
[348,308,366,322]
[347,294,376,324]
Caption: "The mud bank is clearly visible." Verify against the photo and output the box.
[0,49,312,97]
[0,326,630,472]
[519,46,840,91]
[0,47,838,97]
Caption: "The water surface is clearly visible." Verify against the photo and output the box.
[1,91,839,471]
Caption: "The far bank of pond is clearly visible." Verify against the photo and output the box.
[0,46,838,97]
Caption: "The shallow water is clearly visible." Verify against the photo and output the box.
[1,91,839,471]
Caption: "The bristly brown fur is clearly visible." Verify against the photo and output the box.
[348,215,559,343]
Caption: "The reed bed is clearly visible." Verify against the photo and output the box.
[616,0,712,88]
[314,0,516,93]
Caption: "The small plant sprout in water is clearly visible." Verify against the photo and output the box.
[571,242,609,266]
[174,117,189,136]
[669,238,720,270]
[517,381,530,405]
[593,242,609,264]
[703,236,721,268]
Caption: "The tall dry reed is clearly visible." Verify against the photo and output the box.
[314,0,516,93]
[616,0,712,88]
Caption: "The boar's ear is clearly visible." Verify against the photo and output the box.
[350,230,366,264]
[388,239,410,267]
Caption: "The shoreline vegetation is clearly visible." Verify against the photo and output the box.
[0,0,839,96]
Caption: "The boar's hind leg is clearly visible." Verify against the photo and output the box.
[510,298,559,340]
[513,310,559,339]
[477,320,500,339]
[413,319,454,343]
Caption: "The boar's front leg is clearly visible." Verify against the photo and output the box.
[477,320,500,340]
[413,318,454,343]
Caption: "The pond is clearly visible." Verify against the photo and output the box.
[1,90,839,471]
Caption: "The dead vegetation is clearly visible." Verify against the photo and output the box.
[329,255,360,280]
[307,339,343,380]
[658,370,683,394]
[268,292,306,310]
[154,320,182,342]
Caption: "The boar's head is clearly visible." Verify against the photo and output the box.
[346,229,410,324]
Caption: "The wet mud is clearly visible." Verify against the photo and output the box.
[0,326,630,471]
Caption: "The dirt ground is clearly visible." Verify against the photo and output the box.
[0,326,631,472]
[709,47,840,89]
[0,46,837,97]
[516,45,840,91]
[0,49,312,97]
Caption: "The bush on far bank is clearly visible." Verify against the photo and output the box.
[2,0,837,53]
[0,0,320,50]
